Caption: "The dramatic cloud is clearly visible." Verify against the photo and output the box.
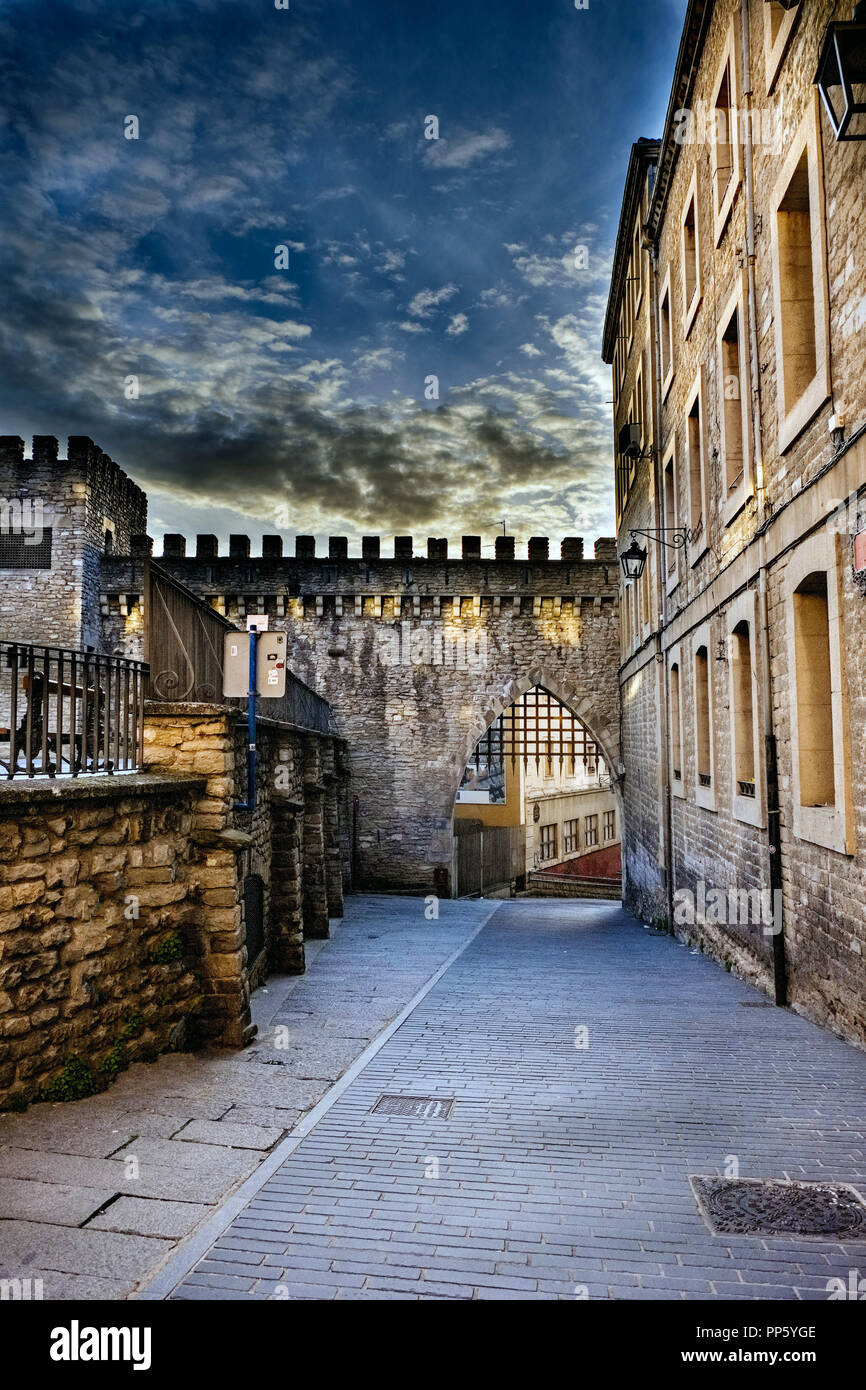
[0,0,685,551]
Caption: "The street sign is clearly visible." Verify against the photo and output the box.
[223,631,287,698]
[258,631,287,698]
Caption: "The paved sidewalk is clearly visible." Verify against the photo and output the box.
[159,899,866,1301]
[0,896,494,1299]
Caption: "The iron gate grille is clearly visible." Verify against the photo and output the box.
[469,685,599,772]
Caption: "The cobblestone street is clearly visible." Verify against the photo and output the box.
[147,897,866,1302]
[0,897,493,1298]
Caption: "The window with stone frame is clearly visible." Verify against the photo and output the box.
[793,572,834,809]
[731,620,756,798]
[694,640,715,809]
[711,21,742,245]
[764,2,801,94]
[681,170,701,335]
[603,809,616,841]
[670,660,683,786]
[584,814,599,848]
[770,102,830,454]
[663,440,679,592]
[540,822,557,860]
[686,372,708,551]
[660,266,674,398]
[563,818,580,854]
[717,276,752,525]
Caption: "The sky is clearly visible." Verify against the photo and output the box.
[0,0,688,554]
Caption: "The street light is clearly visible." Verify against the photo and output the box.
[620,537,647,581]
[619,526,694,582]
[815,3,866,142]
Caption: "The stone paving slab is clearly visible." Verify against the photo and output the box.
[0,896,492,1298]
[161,899,866,1302]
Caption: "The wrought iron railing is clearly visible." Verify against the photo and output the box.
[144,560,235,702]
[0,640,147,779]
[244,672,334,735]
[107,558,334,735]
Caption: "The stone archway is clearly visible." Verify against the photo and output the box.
[440,669,623,893]
[450,665,621,801]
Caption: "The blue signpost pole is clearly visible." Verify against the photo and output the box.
[233,626,258,812]
[246,626,258,811]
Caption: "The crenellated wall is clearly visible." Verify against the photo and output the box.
[100,534,622,892]
[0,435,147,650]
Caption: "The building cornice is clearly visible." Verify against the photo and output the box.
[601,139,661,363]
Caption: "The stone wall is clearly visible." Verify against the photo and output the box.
[0,773,206,1110]
[0,701,349,1109]
[125,540,621,892]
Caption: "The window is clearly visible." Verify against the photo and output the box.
[663,442,678,591]
[718,280,751,522]
[770,103,830,453]
[670,660,683,787]
[540,823,557,860]
[711,24,741,244]
[793,573,833,809]
[686,374,708,549]
[681,171,701,334]
[731,621,756,795]
[764,2,800,93]
[727,592,765,828]
[660,267,674,397]
[563,819,580,854]
[786,536,852,854]
[584,815,599,848]
[603,809,616,841]
[695,645,712,789]
[0,528,53,569]
[693,628,716,812]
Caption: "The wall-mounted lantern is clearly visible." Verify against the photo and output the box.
[619,527,694,582]
[815,4,866,142]
[620,538,648,580]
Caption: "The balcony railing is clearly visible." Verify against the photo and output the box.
[0,640,147,779]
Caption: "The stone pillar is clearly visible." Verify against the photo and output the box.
[143,704,253,1047]
[270,796,305,971]
[322,740,344,920]
[302,740,329,939]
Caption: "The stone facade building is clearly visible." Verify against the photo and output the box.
[603,0,866,1045]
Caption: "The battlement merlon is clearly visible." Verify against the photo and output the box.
[150,534,618,564]
[0,435,148,532]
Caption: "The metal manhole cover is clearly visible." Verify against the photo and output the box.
[691,1177,866,1237]
[373,1094,454,1119]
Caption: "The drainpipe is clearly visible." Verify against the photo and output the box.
[741,0,787,1004]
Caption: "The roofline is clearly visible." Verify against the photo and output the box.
[601,139,661,364]
[645,0,714,244]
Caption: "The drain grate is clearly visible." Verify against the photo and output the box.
[373,1094,454,1119]
[691,1176,866,1237]
[740,1000,773,1008]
